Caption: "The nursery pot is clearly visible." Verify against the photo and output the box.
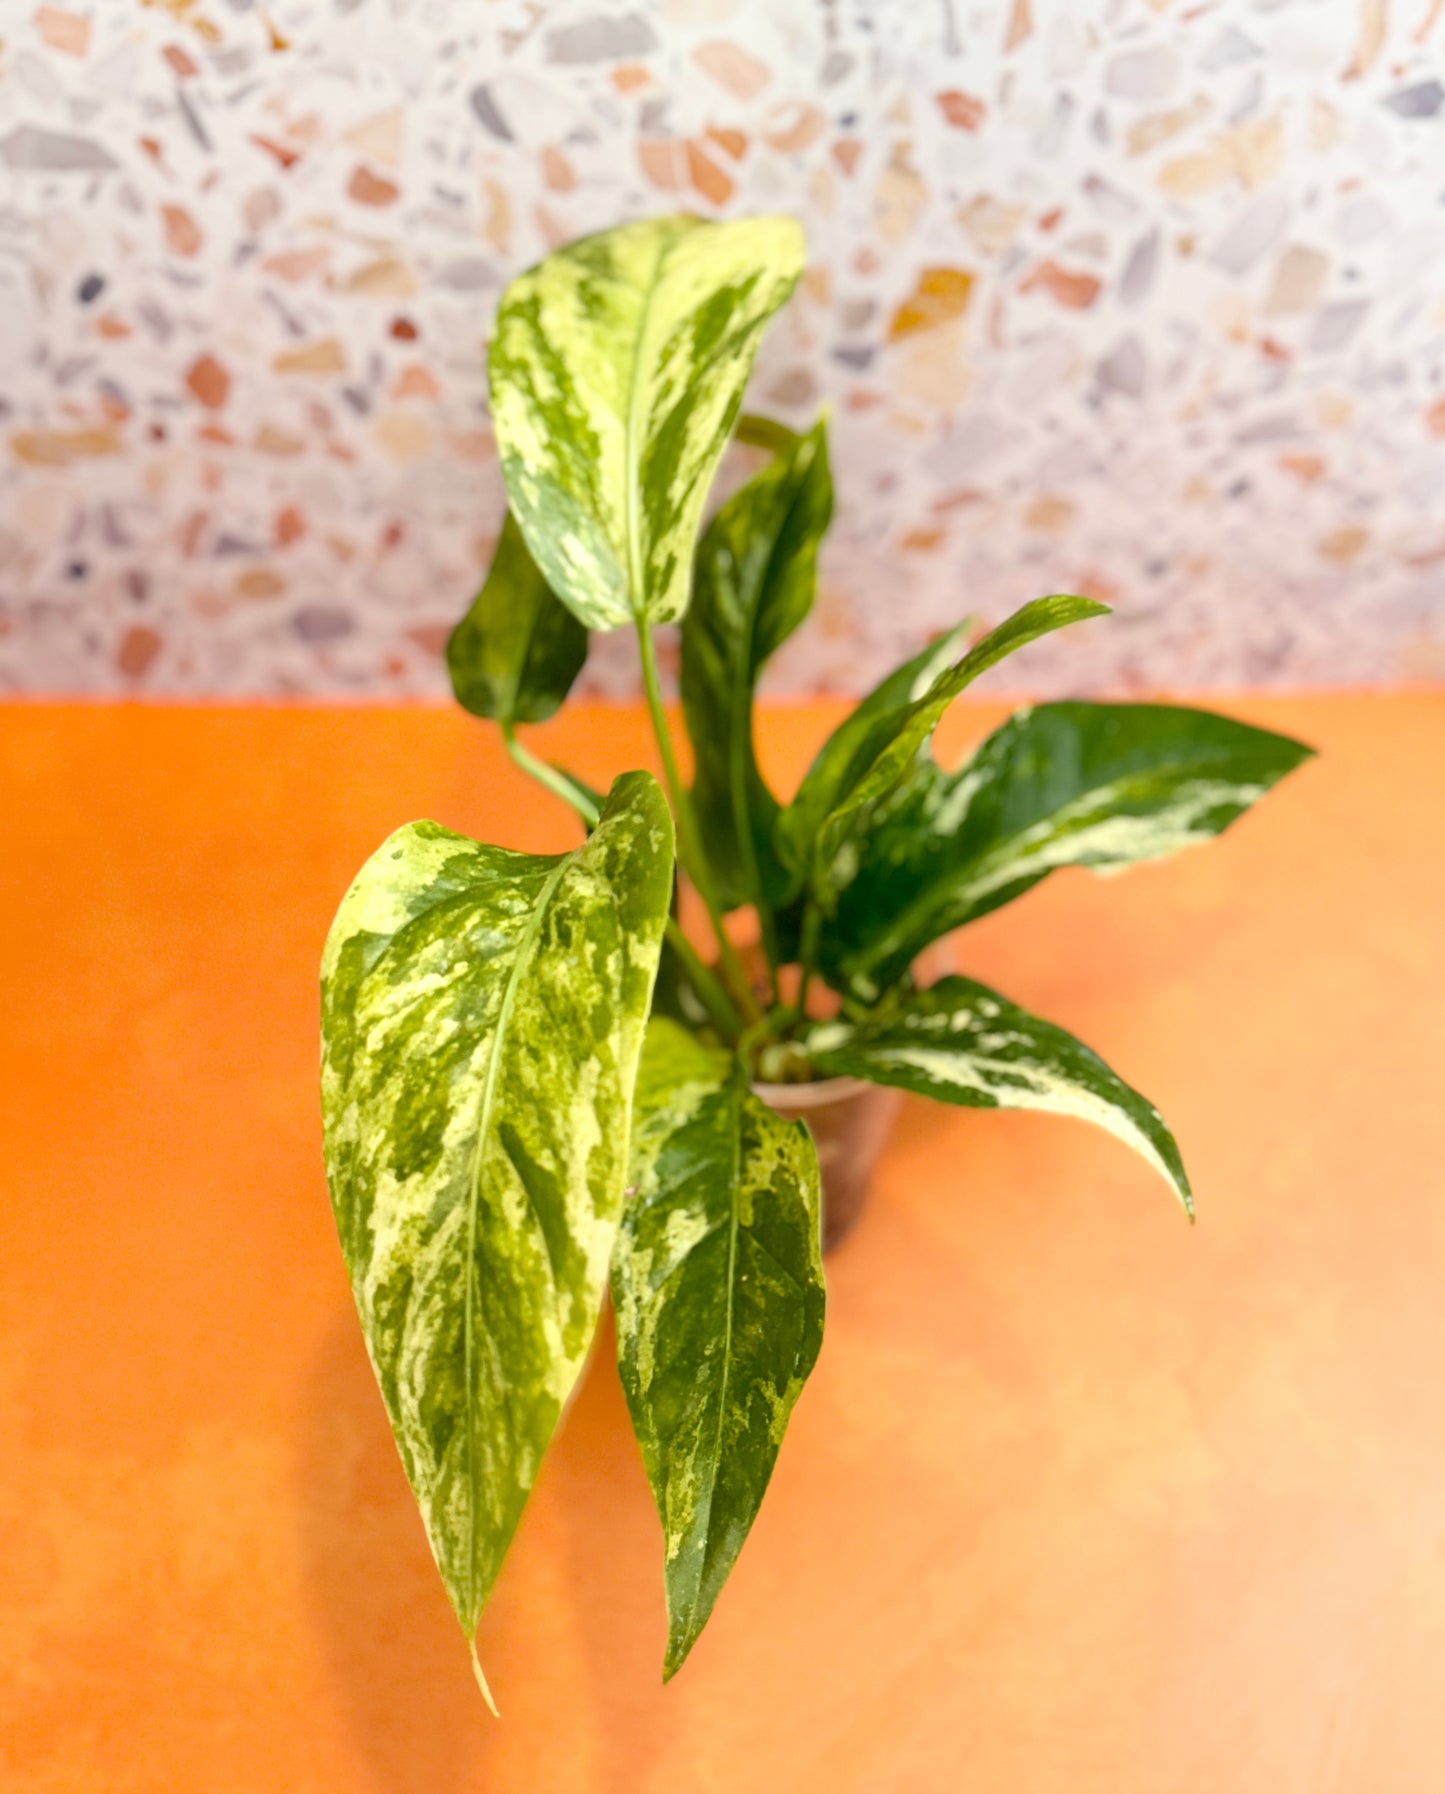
[753,1075,904,1253]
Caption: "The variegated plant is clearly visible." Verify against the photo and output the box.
[320,214,1313,1704]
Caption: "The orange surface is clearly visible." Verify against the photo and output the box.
[2,691,1443,1793]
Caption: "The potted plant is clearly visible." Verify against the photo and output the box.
[320,214,1312,1705]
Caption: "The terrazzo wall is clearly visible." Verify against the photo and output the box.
[2,0,1444,698]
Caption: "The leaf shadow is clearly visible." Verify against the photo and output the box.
[291,1306,483,1794]
[539,1311,684,1792]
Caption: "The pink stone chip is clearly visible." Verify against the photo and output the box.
[185,355,231,409]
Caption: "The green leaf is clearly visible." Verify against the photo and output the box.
[773,622,972,889]
[446,512,589,725]
[489,213,806,632]
[802,974,1193,1217]
[827,702,1316,999]
[776,596,1110,914]
[682,419,832,912]
[613,1018,826,1679]
[320,772,674,1672]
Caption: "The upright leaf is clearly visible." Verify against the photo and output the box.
[682,419,833,911]
[772,622,972,888]
[776,596,1109,917]
[613,1019,826,1678]
[489,214,806,631]
[446,512,588,724]
[826,703,1315,996]
[802,974,1192,1217]
[320,773,674,1685]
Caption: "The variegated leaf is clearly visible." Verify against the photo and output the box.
[682,418,832,913]
[802,974,1192,1216]
[776,596,1110,917]
[320,773,674,1690]
[488,213,805,631]
[446,511,588,725]
[613,1019,826,1679]
[826,702,1315,998]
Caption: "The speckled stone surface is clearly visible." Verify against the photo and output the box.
[1,0,1443,696]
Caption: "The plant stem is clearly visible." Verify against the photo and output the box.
[794,901,822,1025]
[503,719,745,1041]
[636,623,763,1026]
[501,723,600,828]
[664,919,746,1042]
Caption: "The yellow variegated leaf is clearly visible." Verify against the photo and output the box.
[489,214,805,630]
[804,974,1193,1217]
[320,773,673,1693]
[613,1020,826,1678]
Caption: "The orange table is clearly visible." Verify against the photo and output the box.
[3,692,1443,1792]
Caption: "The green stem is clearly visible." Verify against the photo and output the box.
[794,901,822,1026]
[636,623,763,1026]
[501,723,601,828]
[503,720,743,1042]
[665,918,746,1042]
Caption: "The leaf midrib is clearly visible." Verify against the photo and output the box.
[684,1077,744,1637]
[461,852,570,1627]
[499,519,545,723]
[623,234,671,617]
[725,459,804,908]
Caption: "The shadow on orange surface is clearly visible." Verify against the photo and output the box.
[294,1307,481,1794]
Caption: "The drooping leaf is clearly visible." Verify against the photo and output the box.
[802,974,1192,1217]
[824,702,1315,997]
[446,511,589,725]
[776,596,1110,917]
[682,419,832,912]
[488,214,806,631]
[613,1018,826,1679]
[320,773,674,1678]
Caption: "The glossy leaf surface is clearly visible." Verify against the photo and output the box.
[682,420,832,911]
[320,773,674,1671]
[489,214,805,631]
[613,1020,825,1678]
[826,702,1315,998]
[775,596,1109,914]
[803,974,1192,1216]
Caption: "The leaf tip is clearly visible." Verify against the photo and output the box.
[1061,592,1112,620]
[470,1637,501,1718]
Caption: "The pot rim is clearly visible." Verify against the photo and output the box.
[750,1072,881,1109]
